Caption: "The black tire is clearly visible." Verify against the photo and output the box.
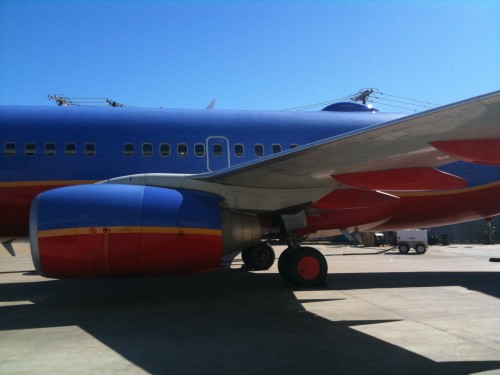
[398,243,410,254]
[288,247,328,287]
[242,243,275,270]
[415,244,427,254]
[278,247,294,283]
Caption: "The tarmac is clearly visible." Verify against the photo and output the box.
[1,240,500,374]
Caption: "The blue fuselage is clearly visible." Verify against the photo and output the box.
[1,105,402,183]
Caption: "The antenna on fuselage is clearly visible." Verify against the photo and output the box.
[206,99,216,110]
[48,95,73,106]
[105,99,124,107]
[48,95,128,107]
[282,88,439,112]
[350,89,375,105]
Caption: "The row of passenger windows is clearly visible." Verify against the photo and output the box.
[4,142,95,157]
[3,142,299,157]
[124,142,299,158]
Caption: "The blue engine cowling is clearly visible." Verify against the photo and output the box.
[30,184,260,278]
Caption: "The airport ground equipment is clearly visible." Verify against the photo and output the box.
[397,229,428,254]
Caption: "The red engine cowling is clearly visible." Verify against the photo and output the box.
[29,184,260,278]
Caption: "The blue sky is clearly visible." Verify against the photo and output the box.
[0,0,498,111]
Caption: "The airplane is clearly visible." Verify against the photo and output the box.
[1,91,499,287]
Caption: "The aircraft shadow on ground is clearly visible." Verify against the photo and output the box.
[1,268,499,374]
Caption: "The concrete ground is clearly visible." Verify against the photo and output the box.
[1,241,500,374]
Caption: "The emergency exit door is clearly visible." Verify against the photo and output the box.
[206,136,230,172]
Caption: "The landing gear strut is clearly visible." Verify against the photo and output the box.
[278,246,328,287]
[242,242,276,270]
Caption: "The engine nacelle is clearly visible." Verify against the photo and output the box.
[29,184,260,278]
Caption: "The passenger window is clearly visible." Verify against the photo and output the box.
[177,143,188,157]
[123,143,134,156]
[25,142,36,156]
[234,144,244,157]
[65,143,76,156]
[85,143,96,156]
[289,144,298,149]
[213,144,223,157]
[159,143,171,157]
[45,142,56,156]
[254,144,264,157]
[4,142,15,156]
[194,143,205,157]
[142,143,153,157]
[272,144,282,154]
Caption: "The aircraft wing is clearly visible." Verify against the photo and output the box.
[196,91,500,190]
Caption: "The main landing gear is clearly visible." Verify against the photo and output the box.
[242,242,328,287]
[278,246,328,287]
[241,242,276,271]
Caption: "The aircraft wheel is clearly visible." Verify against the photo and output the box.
[242,243,275,270]
[415,244,427,254]
[398,243,410,254]
[288,247,328,287]
[278,247,294,283]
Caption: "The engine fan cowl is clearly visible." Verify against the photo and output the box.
[30,184,226,278]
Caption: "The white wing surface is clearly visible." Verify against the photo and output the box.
[196,91,500,189]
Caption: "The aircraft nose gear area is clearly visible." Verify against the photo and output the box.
[278,246,328,287]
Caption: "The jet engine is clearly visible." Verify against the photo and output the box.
[29,184,260,278]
